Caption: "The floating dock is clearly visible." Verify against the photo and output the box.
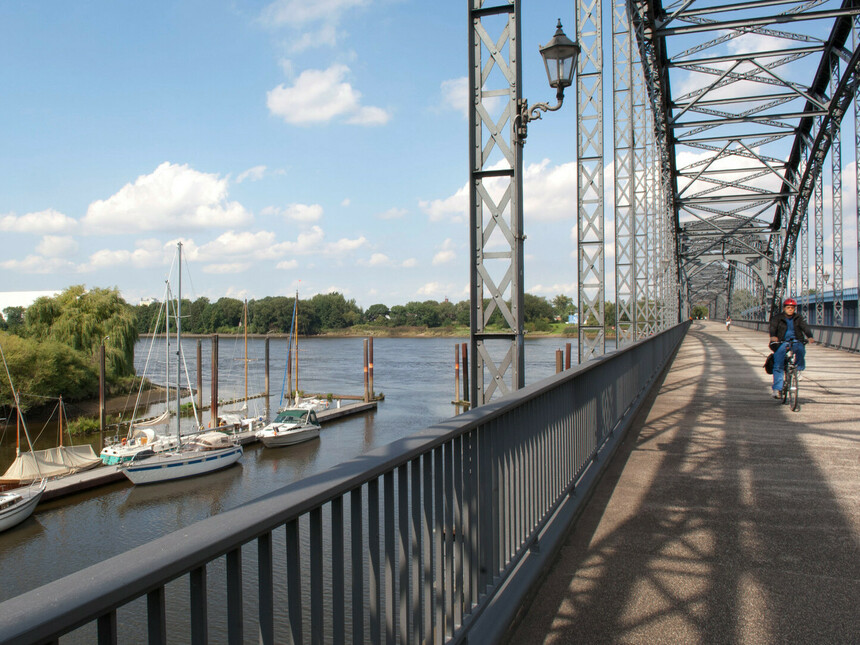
[36,399,377,503]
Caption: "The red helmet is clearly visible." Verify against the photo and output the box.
[783,298,797,306]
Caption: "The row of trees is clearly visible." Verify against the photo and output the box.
[129,292,581,335]
[0,286,589,409]
[0,287,138,411]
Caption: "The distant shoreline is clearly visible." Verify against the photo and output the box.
[141,327,615,340]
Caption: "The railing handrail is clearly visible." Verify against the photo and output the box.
[0,322,690,644]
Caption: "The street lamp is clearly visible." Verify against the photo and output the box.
[516,20,580,143]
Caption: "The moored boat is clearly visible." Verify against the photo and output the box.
[0,481,46,532]
[256,408,321,448]
[99,427,181,465]
[120,431,243,485]
[119,243,243,485]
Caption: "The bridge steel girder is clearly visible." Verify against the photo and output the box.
[468,0,525,407]
[631,0,860,320]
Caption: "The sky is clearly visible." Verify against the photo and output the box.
[0,1,856,313]
[0,0,586,309]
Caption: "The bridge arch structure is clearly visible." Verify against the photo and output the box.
[469,0,860,404]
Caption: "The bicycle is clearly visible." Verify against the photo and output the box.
[780,344,800,411]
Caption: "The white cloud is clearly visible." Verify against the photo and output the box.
[0,209,77,234]
[529,282,577,297]
[419,183,468,223]
[285,203,323,222]
[326,235,367,254]
[277,259,299,270]
[362,253,391,267]
[82,239,176,271]
[36,235,78,257]
[260,0,369,28]
[1,255,77,274]
[401,258,417,268]
[432,238,456,265]
[377,207,407,220]
[419,159,577,224]
[441,77,467,117]
[83,162,252,233]
[202,263,251,274]
[195,231,279,261]
[416,282,459,299]
[272,226,327,254]
[267,64,390,126]
[236,165,267,183]
[341,198,351,207]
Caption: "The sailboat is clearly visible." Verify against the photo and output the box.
[0,395,101,485]
[100,281,181,465]
[0,344,46,532]
[219,300,266,434]
[120,243,243,485]
[256,292,322,448]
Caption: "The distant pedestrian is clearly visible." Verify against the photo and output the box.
[725,316,731,331]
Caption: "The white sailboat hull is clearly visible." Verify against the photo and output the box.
[0,482,45,532]
[258,425,320,447]
[120,445,243,485]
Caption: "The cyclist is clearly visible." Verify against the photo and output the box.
[768,298,814,399]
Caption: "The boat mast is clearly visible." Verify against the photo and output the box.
[244,299,248,407]
[176,242,182,439]
[58,396,63,447]
[15,391,20,457]
[294,290,299,402]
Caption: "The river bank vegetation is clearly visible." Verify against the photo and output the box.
[1,286,623,413]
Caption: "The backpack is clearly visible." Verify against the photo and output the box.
[764,353,774,375]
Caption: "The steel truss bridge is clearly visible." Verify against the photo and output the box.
[468,0,860,405]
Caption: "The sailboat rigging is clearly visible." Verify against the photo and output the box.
[0,344,46,532]
[120,242,243,484]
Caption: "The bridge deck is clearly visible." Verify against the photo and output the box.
[509,321,859,644]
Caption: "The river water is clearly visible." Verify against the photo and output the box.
[0,335,605,637]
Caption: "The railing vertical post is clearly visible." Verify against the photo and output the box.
[286,519,303,644]
[410,458,422,643]
[398,465,410,643]
[310,507,324,644]
[368,478,381,644]
[331,497,345,645]
[384,471,396,644]
[147,587,167,645]
[97,611,117,645]
[350,488,365,643]
[226,548,243,643]
[257,534,274,645]
[190,566,208,645]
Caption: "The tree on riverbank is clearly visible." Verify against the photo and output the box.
[25,286,138,378]
[0,331,98,412]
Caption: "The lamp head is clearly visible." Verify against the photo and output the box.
[539,20,580,91]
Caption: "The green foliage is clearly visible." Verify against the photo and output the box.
[3,306,25,334]
[364,303,390,323]
[24,286,138,378]
[67,416,101,436]
[0,331,98,412]
[692,305,709,319]
[310,292,362,330]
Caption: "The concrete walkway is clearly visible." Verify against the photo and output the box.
[508,321,860,644]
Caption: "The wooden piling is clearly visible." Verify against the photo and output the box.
[454,344,461,403]
[556,349,563,373]
[363,339,369,402]
[565,343,571,370]
[368,337,374,399]
[461,342,469,404]
[197,340,203,411]
[211,334,219,426]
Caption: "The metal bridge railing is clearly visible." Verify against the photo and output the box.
[736,320,860,353]
[0,323,689,645]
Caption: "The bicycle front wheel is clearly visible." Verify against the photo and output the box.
[788,369,799,411]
